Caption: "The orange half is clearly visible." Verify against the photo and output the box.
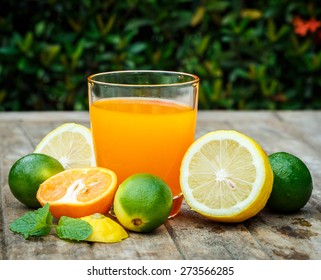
[36,167,118,218]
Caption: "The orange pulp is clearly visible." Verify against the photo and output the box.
[89,97,197,217]
[36,167,118,218]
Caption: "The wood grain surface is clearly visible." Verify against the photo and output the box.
[1,111,320,260]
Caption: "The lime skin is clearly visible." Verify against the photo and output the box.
[8,153,64,208]
[267,152,313,213]
[113,173,173,233]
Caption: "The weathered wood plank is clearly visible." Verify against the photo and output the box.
[244,207,321,260]
[89,226,182,260]
[223,111,321,259]
[167,112,277,260]
[0,116,183,260]
[0,120,92,260]
[1,111,321,260]
[166,204,271,260]
[0,111,90,122]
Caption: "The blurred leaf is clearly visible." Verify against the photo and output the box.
[0,46,19,56]
[35,21,46,37]
[128,42,147,53]
[205,0,230,12]
[96,14,116,36]
[40,45,61,67]
[191,6,206,27]
[241,9,262,20]
[197,35,211,56]
[17,32,33,53]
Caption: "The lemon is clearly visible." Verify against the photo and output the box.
[267,152,313,213]
[34,123,95,169]
[80,213,128,243]
[113,173,173,232]
[180,130,273,223]
[8,153,64,208]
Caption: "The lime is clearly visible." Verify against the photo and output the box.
[113,173,173,232]
[8,153,64,208]
[267,152,313,213]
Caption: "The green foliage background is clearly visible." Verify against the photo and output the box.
[1,0,321,111]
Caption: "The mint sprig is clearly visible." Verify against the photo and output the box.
[9,203,93,241]
[57,216,93,241]
[10,203,53,239]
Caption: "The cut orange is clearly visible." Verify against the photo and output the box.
[36,167,117,218]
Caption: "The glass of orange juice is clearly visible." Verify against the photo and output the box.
[87,70,199,217]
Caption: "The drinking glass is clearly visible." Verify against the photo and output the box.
[88,70,199,217]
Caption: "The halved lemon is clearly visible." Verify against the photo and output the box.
[180,130,273,223]
[34,123,95,169]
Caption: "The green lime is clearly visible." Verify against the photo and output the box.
[113,173,173,233]
[8,153,64,208]
[267,152,313,213]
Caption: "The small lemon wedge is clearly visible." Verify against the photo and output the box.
[80,213,128,243]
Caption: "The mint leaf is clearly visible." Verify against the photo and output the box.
[56,216,92,241]
[10,203,53,239]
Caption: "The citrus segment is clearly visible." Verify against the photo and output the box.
[36,167,117,218]
[80,213,128,243]
[34,123,95,169]
[180,130,273,223]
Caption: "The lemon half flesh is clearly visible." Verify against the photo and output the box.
[180,130,273,223]
[34,123,95,169]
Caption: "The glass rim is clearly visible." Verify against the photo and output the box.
[87,70,199,87]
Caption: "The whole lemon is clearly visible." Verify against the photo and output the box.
[114,173,173,232]
[8,153,64,208]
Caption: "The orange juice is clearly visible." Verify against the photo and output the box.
[89,97,197,216]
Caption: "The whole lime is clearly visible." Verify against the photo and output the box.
[267,152,313,213]
[113,173,173,233]
[8,153,64,208]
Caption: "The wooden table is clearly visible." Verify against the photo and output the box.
[1,111,321,260]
